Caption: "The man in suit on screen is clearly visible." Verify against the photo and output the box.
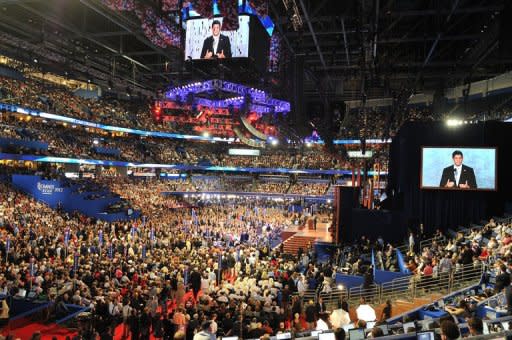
[439,150,477,189]
[200,20,232,59]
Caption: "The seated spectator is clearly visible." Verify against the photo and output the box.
[440,320,460,340]
[467,317,483,336]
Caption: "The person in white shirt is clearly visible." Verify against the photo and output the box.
[297,275,306,296]
[356,297,377,322]
[193,321,216,340]
[316,313,330,331]
[330,303,351,329]
[210,314,218,335]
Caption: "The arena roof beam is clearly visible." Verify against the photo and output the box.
[310,0,330,18]
[341,18,350,66]
[79,0,174,61]
[124,51,161,56]
[90,31,134,38]
[298,0,331,86]
[0,0,40,3]
[379,34,481,44]
[269,0,295,55]
[423,0,460,68]
[17,2,152,72]
[382,5,503,17]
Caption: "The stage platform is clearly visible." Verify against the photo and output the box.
[280,215,334,255]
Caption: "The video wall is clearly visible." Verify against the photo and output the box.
[421,147,497,191]
[184,15,250,59]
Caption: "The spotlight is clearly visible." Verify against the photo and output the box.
[203,131,210,138]
[271,139,279,146]
[446,119,462,127]
[306,142,312,148]
[33,58,38,63]
[337,284,344,290]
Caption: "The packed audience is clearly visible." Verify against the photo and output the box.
[288,182,329,196]
[340,106,436,140]
[2,71,511,340]
[0,173,316,338]
[0,166,509,339]
[0,75,390,171]
[0,114,362,170]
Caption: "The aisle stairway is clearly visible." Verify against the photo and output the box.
[280,231,296,244]
[282,235,317,255]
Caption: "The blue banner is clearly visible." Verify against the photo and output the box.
[108,243,114,259]
[12,175,139,222]
[64,228,70,247]
[93,146,120,157]
[0,137,48,151]
[150,227,155,243]
[396,249,410,274]
[371,249,376,275]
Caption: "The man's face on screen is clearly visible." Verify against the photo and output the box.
[212,23,220,37]
[453,154,463,166]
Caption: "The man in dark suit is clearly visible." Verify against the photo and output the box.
[439,150,477,189]
[495,264,511,293]
[189,268,202,300]
[200,20,232,59]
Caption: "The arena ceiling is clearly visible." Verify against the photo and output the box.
[0,0,509,101]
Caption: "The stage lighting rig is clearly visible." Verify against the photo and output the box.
[282,0,303,31]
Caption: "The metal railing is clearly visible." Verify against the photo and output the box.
[317,263,487,308]
[381,275,414,302]
[419,235,446,251]
[319,288,348,311]
[348,283,381,305]
[300,289,318,306]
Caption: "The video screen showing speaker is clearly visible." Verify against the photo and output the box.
[185,16,250,59]
[184,14,269,69]
[421,147,497,191]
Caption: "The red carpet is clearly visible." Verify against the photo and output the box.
[2,321,77,340]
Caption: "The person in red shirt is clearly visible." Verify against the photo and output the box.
[422,262,433,276]
[478,247,489,261]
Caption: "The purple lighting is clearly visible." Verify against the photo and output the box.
[165,80,290,114]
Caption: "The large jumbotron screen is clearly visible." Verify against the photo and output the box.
[420,147,497,191]
[184,16,250,60]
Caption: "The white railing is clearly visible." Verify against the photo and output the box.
[319,287,348,311]
[336,263,485,305]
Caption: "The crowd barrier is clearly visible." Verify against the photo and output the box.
[4,297,54,331]
[329,263,484,307]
